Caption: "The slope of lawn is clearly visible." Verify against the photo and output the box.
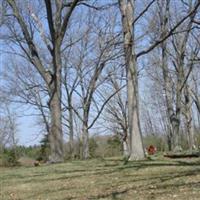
[0,156,200,200]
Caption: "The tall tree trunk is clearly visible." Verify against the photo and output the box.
[49,94,63,162]
[128,66,145,160]
[68,101,74,158]
[48,44,64,163]
[122,133,129,157]
[184,85,195,150]
[119,0,145,160]
[162,45,177,151]
[159,0,175,151]
[173,70,182,151]
[82,118,89,159]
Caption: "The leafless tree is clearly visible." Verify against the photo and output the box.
[3,0,81,162]
[103,71,129,157]
[0,102,18,153]
[118,0,200,159]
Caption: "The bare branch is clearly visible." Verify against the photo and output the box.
[60,0,79,40]
[88,84,126,130]
[136,1,200,59]
[133,0,156,25]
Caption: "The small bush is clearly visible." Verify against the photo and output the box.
[89,138,98,158]
[37,134,50,162]
[1,149,19,167]
[106,135,122,157]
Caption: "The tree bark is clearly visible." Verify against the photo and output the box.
[68,101,74,158]
[48,43,64,162]
[184,85,196,150]
[123,138,129,157]
[49,91,63,162]
[159,0,175,150]
[82,119,89,159]
[173,63,183,151]
[128,65,145,160]
[119,0,145,160]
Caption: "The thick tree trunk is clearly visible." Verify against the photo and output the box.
[172,64,183,152]
[168,68,182,152]
[166,121,173,151]
[159,0,175,151]
[184,85,196,150]
[119,0,145,160]
[123,140,129,157]
[166,131,173,151]
[173,90,181,151]
[82,120,89,159]
[122,129,129,157]
[162,43,175,150]
[48,44,64,163]
[49,91,63,162]
[128,63,145,160]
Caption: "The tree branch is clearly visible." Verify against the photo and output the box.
[133,0,156,25]
[60,0,79,40]
[44,0,55,43]
[136,1,200,59]
[6,0,50,84]
[88,84,126,130]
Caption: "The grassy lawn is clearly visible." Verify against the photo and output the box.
[0,156,200,200]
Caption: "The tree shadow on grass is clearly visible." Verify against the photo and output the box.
[4,158,200,200]
[87,168,200,200]
[116,159,200,171]
[26,185,77,200]
[21,168,120,184]
[85,159,200,199]
[18,159,200,184]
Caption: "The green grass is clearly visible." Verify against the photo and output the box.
[1,157,200,200]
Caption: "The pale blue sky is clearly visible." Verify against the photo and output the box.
[18,115,43,146]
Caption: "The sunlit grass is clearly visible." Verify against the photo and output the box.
[0,157,200,200]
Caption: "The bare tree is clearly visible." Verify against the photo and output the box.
[118,0,200,159]
[0,102,18,153]
[168,0,198,151]
[4,0,80,162]
[1,59,51,138]
[103,72,129,157]
[118,0,146,160]
[74,34,122,159]
[62,51,79,158]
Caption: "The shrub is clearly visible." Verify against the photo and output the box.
[1,148,19,167]
[106,135,122,157]
[89,137,98,158]
[37,134,50,162]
